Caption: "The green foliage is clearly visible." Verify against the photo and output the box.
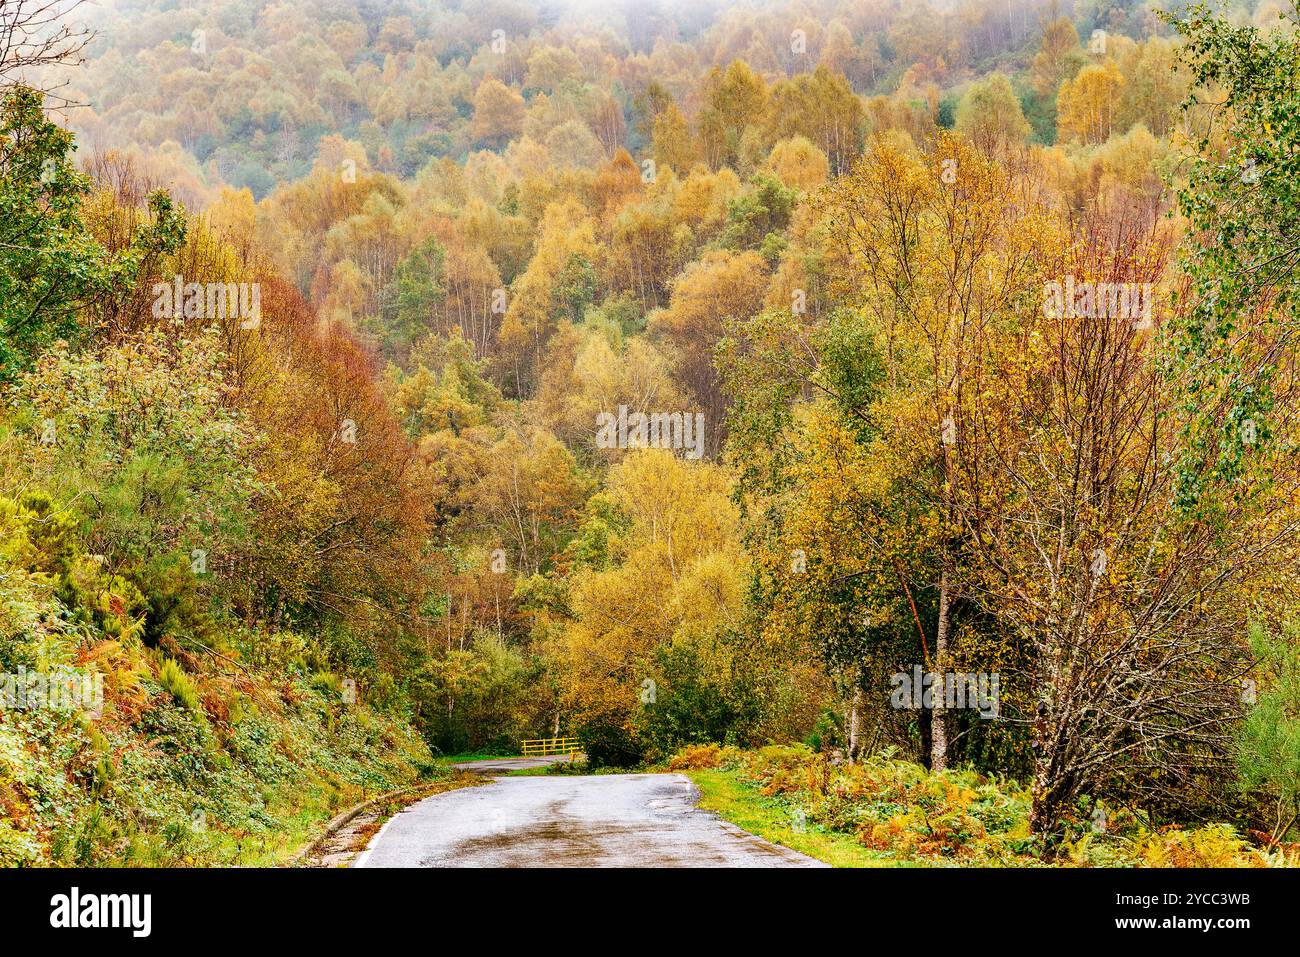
[159,658,201,712]
[379,235,447,358]
[577,713,645,769]
[0,489,433,865]
[635,632,764,761]
[553,253,599,323]
[954,73,1031,147]
[411,632,532,755]
[594,292,645,336]
[391,329,503,436]
[0,86,183,380]
[722,173,796,252]
[1237,621,1300,843]
[814,308,886,439]
[4,329,256,647]
[1165,4,1300,515]
[804,708,846,754]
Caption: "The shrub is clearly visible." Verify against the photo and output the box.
[1236,621,1300,847]
[159,659,201,712]
[1134,825,1268,868]
[577,715,644,769]
[309,670,343,696]
[667,743,724,770]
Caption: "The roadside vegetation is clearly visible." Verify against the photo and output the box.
[672,745,1298,868]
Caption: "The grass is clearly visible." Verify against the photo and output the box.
[431,750,520,765]
[503,755,589,775]
[687,767,895,867]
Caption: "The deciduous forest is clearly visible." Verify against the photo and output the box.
[2,0,1299,870]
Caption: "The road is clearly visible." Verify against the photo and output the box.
[449,755,580,774]
[355,764,825,868]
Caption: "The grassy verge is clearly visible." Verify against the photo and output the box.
[432,751,521,765]
[687,767,894,867]
[504,756,589,776]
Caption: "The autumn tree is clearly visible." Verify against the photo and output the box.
[471,76,526,150]
[1057,60,1124,145]
[768,136,830,192]
[650,248,769,458]
[955,73,1031,151]
[766,66,865,176]
[555,449,758,765]
[1030,14,1086,99]
[697,60,769,171]
[818,131,1049,772]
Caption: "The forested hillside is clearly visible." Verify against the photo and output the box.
[2,0,1299,866]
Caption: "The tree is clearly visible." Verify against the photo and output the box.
[650,249,768,458]
[1237,622,1300,848]
[378,235,447,361]
[652,103,697,175]
[955,73,1031,151]
[464,424,589,577]
[0,0,91,98]
[818,131,1049,774]
[697,60,769,170]
[389,328,502,438]
[496,198,600,396]
[10,328,256,645]
[0,86,183,379]
[1030,15,1086,99]
[555,450,752,764]
[718,306,920,762]
[766,67,865,176]
[942,208,1262,833]
[471,77,526,150]
[1115,37,1187,137]
[721,173,796,252]
[768,136,830,192]
[1057,60,1124,145]
[533,319,687,452]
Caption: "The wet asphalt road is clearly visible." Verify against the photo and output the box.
[355,768,825,868]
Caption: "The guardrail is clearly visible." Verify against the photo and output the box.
[521,736,581,757]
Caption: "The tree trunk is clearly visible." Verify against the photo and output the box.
[847,684,863,762]
[1030,767,1064,835]
[931,566,950,772]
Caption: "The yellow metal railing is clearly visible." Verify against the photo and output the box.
[521,736,581,757]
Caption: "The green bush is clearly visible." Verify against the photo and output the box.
[577,714,644,769]
[159,659,201,712]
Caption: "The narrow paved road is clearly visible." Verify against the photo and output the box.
[450,755,580,774]
[356,770,825,867]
